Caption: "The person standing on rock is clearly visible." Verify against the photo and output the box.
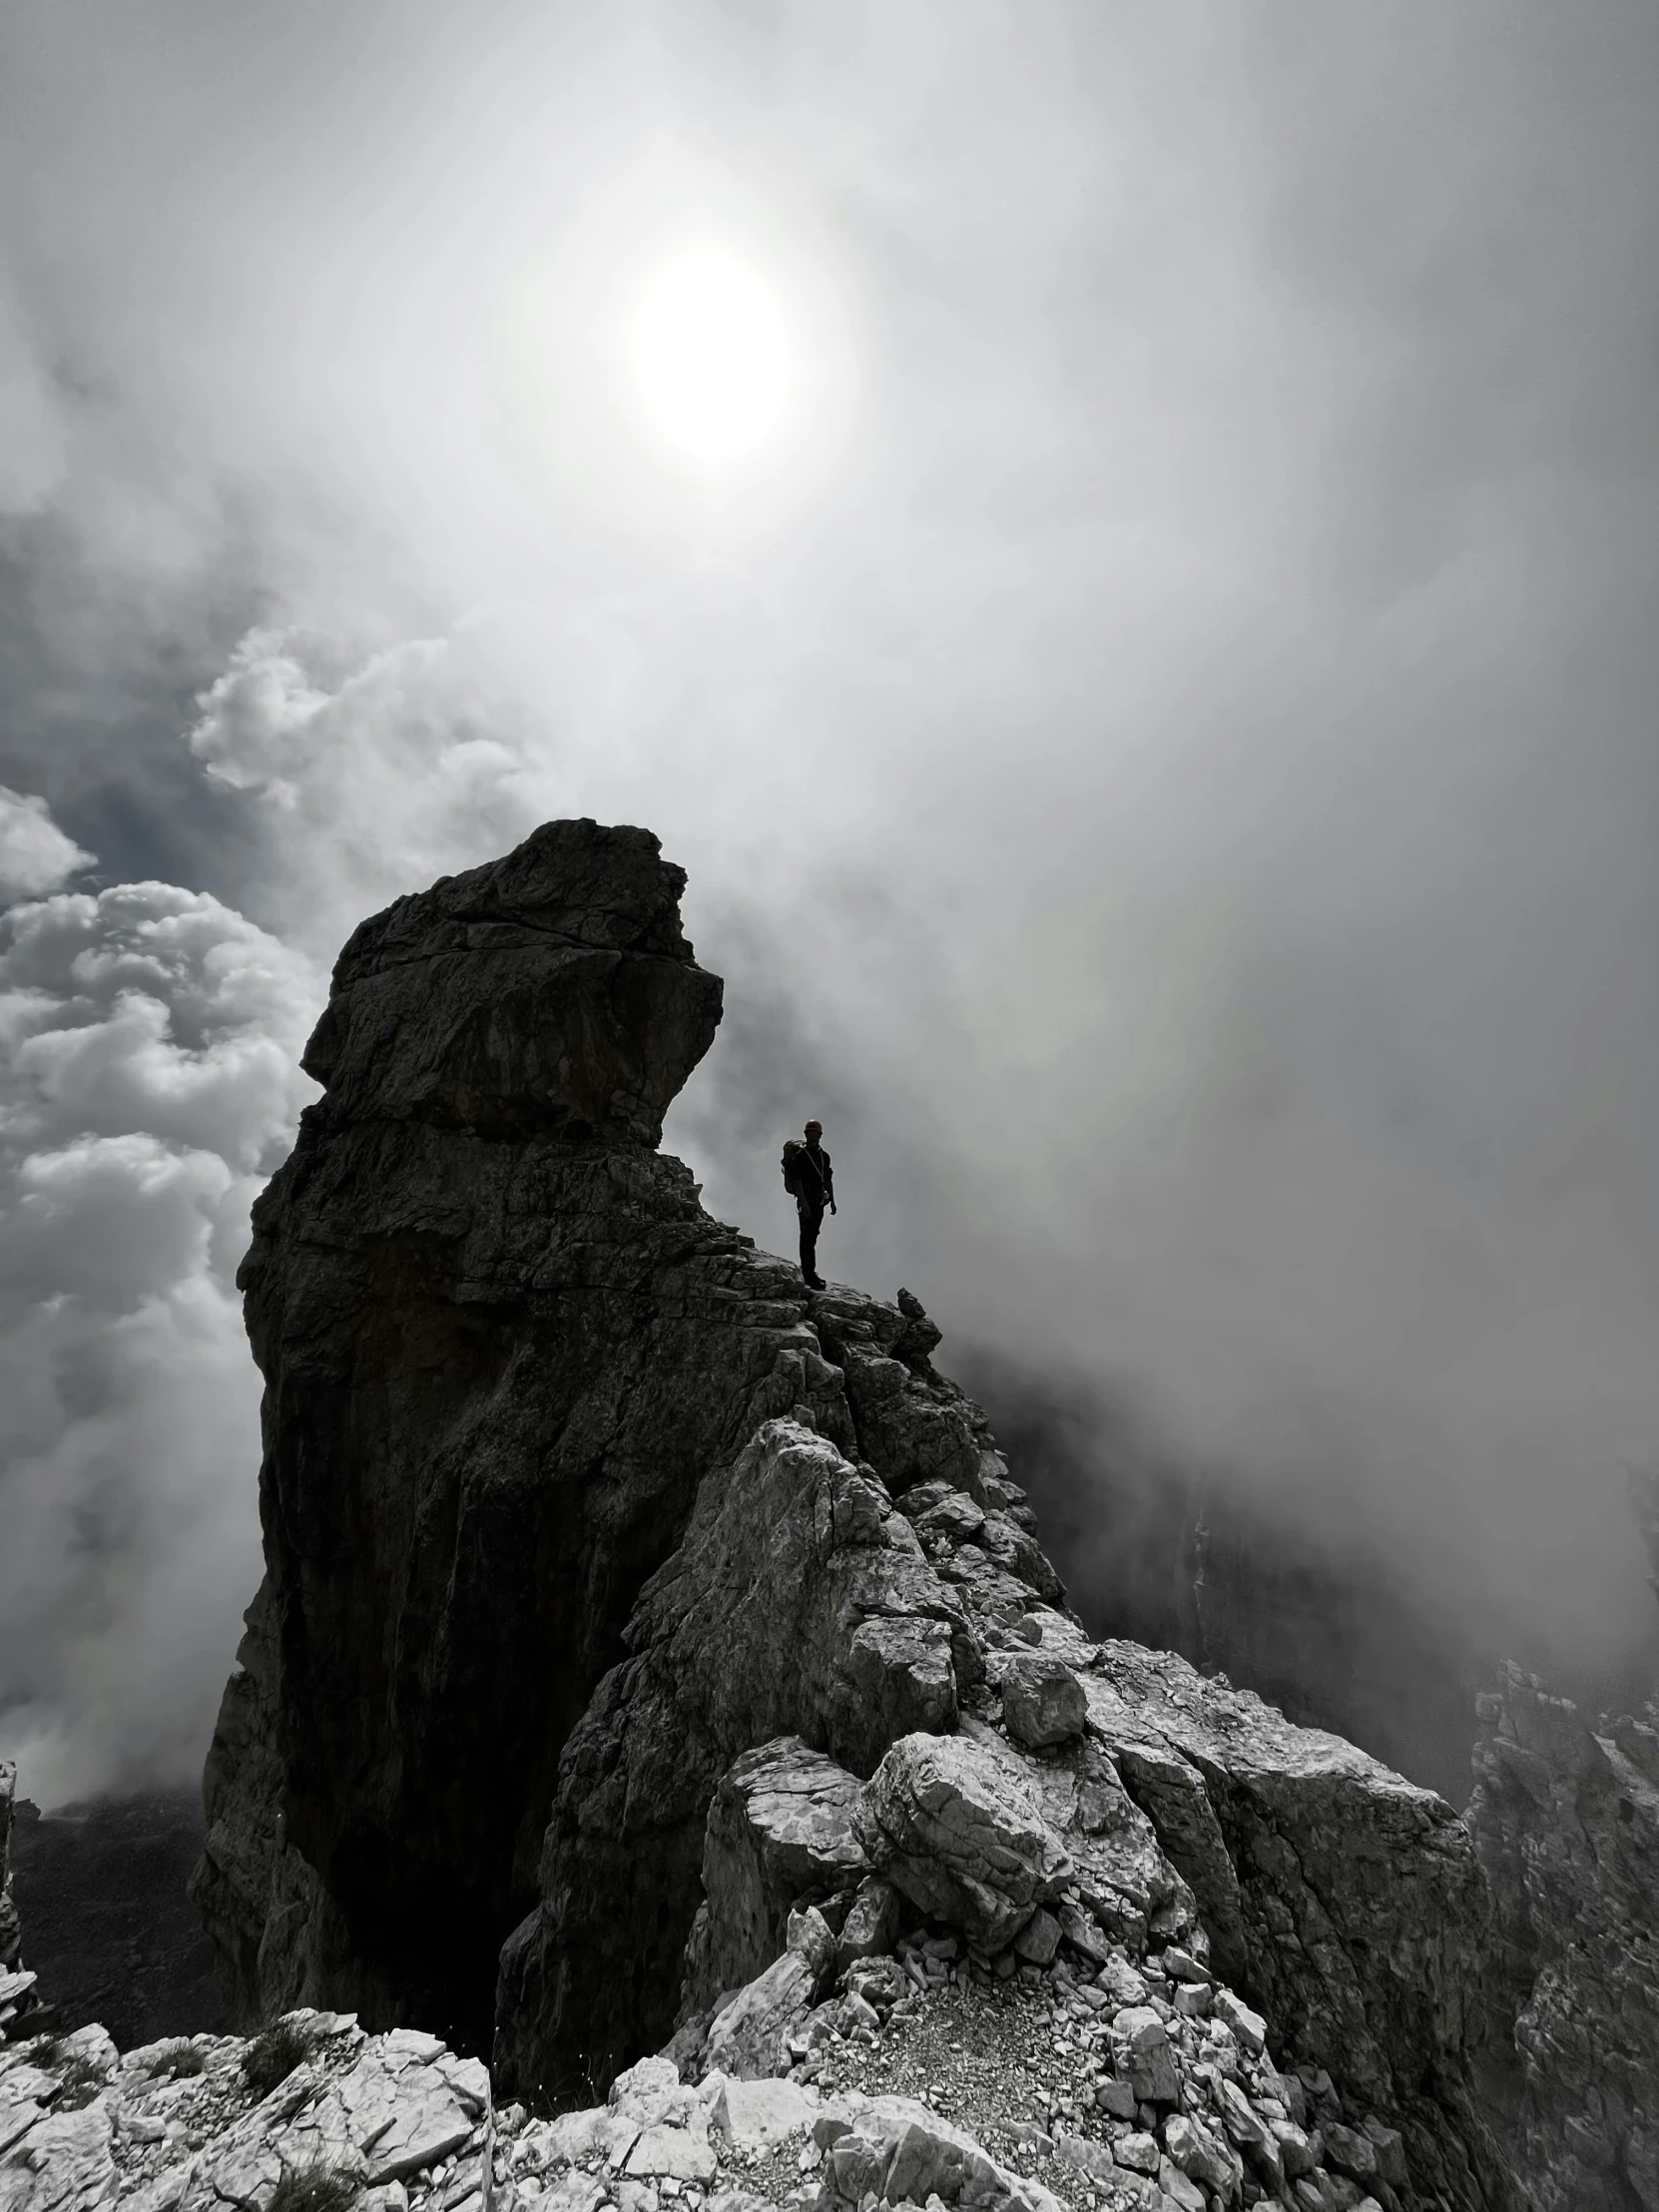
[783,1119,835,1291]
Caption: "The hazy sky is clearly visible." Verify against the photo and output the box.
[1,2,1655,1805]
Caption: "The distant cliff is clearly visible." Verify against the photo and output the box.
[1467,1667,1659,2206]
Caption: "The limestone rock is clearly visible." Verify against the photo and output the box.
[708,2075,824,2151]
[1165,2111,1239,2197]
[1113,2128,1159,2175]
[200,822,1054,2082]
[851,1732,1072,1950]
[1109,2007,1178,2106]
[176,821,1617,2212]
[300,816,721,1143]
[836,1877,903,1970]
[818,2094,1063,2212]
[194,823,859,2050]
[997,1653,1087,1751]
[0,1769,51,2050]
[494,1416,987,2102]
[1083,1640,1514,2209]
[0,2008,493,2212]
[680,1739,867,2012]
[701,1931,825,2082]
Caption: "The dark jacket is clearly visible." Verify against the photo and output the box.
[792,1142,833,1209]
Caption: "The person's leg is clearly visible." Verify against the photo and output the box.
[800,1202,824,1284]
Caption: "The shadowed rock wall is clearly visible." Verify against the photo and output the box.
[194,822,839,2053]
[1469,1666,1659,2210]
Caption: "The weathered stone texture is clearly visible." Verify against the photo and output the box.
[681,1739,868,2013]
[0,2009,493,2212]
[492,1415,985,2102]
[1081,1641,1514,2209]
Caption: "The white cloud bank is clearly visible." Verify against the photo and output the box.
[0,851,319,1806]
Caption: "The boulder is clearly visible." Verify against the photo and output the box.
[709,2076,827,2151]
[818,2097,1063,2212]
[1218,2077,1285,2194]
[1095,1956,1150,2009]
[998,1652,1087,1750]
[851,1732,1072,1950]
[1166,2112,1240,2197]
[1160,2156,1208,2212]
[836,1876,903,1970]
[1114,2129,1160,2175]
[1109,2007,1178,2106]
[681,1739,867,2010]
[702,1918,828,2082]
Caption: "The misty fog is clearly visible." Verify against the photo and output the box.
[0,2,1655,1806]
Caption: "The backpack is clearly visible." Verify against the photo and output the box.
[781,1139,806,1195]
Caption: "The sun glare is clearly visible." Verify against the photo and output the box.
[631,248,791,468]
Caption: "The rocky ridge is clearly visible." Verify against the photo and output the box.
[171,822,1531,2212]
[0,813,1620,2212]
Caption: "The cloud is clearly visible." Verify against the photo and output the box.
[0,2,1655,1803]
[185,627,553,954]
[0,786,91,900]
[0,832,319,1805]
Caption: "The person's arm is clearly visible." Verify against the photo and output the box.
[826,1155,836,1214]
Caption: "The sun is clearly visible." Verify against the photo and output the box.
[631,248,792,468]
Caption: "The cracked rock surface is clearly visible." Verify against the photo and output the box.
[0,2008,492,2212]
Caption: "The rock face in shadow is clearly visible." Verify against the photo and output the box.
[1468,1663,1659,2212]
[194,821,841,2054]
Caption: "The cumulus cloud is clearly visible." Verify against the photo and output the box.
[0,826,320,1806]
[0,786,91,901]
[186,627,554,954]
